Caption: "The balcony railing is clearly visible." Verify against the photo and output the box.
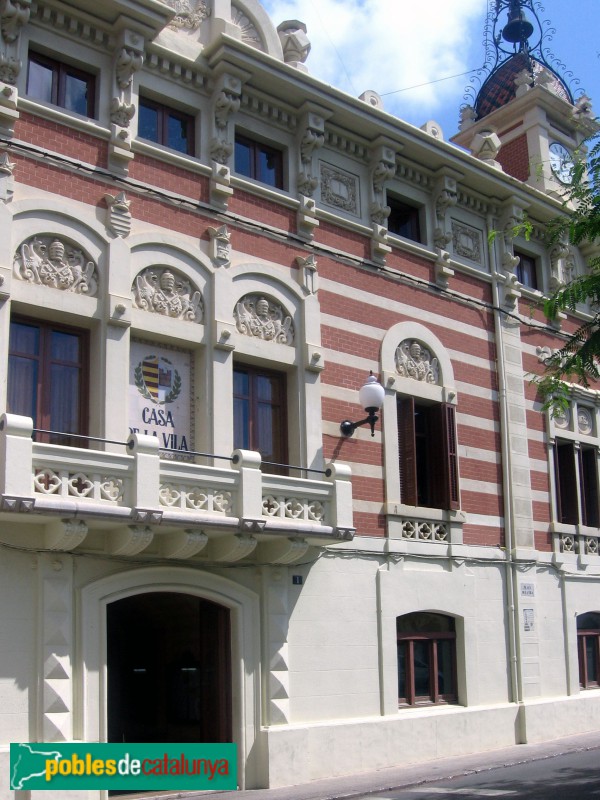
[0,414,354,562]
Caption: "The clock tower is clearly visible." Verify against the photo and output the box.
[452,0,597,196]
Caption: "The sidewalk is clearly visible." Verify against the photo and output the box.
[188,731,600,800]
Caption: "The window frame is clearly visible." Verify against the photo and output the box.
[514,249,539,290]
[233,363,288,473]
[577,613,600,689]
[234,132,284,189]
[26,50,96,118]
[8,316,89,444]
[397,613,458,706]
[387,195,422,243]
[397,397,460,511]
[137,94,196,156]
[554,438,600,527]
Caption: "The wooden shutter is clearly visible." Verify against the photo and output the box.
[555,441,578,524]
[427,403,460,511]
[443,404,460,510]
[397,397,417,506]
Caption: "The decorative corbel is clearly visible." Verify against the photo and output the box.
[368,142,397,266]
[109,29,144,172]
[432,173,457,284]
[549,239,572,293]
[207,224,231,268]
[209,72,244,209]
[369,143,396,226]
[0,0,30,44]
[296,110,325,198]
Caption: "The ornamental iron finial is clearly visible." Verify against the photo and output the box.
[462,0,583,121]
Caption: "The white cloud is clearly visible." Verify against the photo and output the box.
[262,0,484,129]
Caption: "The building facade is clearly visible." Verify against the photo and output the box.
[0,0,599,797]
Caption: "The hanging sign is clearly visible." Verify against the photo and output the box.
[129,341,192,454]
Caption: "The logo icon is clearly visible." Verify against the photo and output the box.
[134,355,181,404]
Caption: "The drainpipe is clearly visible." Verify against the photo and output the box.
[489,222,525,738]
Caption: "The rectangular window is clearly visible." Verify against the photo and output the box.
[8,318,88,444]
[387,196,422,242]
[515,251,538,290]
[577,614,600,689]
[138,96,195,155]
[27,51,96,117]
[234,133,284,188]
[554,440,599,526]
[397,398,459,510]
[233,365,287,472]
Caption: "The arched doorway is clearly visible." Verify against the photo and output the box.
[107,592,231,744]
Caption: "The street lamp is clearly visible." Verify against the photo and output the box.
[340,372,385,437]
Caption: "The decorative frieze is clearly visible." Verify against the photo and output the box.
[14,236,98,294]
[262,494,325,523]
[395,340,440,384]
[400,519,449,542]
[159,484,233,514]
[133,268,203,322]
[34,469,125,503]
[234,295,294,345]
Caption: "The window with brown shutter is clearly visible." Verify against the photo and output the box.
[397,398,460,510]
[554,439,600,527]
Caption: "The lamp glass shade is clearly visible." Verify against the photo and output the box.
[358,374,384,410]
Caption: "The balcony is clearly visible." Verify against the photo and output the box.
[0,414,354,564]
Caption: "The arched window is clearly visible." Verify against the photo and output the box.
[397,612,457,706]
[577,612,600,689]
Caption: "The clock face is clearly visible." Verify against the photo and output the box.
[549,142,574,185]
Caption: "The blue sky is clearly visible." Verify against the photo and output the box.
[261,0,599,141]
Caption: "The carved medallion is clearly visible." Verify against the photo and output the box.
[14,236,98,295]
[234,295,294,345]
[133,268,203,322]
[395,340,439,384]
[553,407,570,430]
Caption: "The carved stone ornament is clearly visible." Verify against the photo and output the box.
[0,0,31,44]
[110,97,135,128]
[320,163,359,216]
[133,268,203,322]
[207,224,231,268]
[104,192,132,238]
[116,46,143,90]
[578,406,594,436]
[231,5,263,50]
[163,0,210,31]
[452,221,482,263]
[0,53,19,84]
[14,236,98,295]
[234,295,294,345]
[395,340,440,384]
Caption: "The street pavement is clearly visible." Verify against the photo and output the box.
[186,731,600,800]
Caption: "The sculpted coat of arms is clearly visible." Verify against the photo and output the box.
[14,236,98,295]
[133,268,203,322]
[234,295,294,345]
[395,340,439,384]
